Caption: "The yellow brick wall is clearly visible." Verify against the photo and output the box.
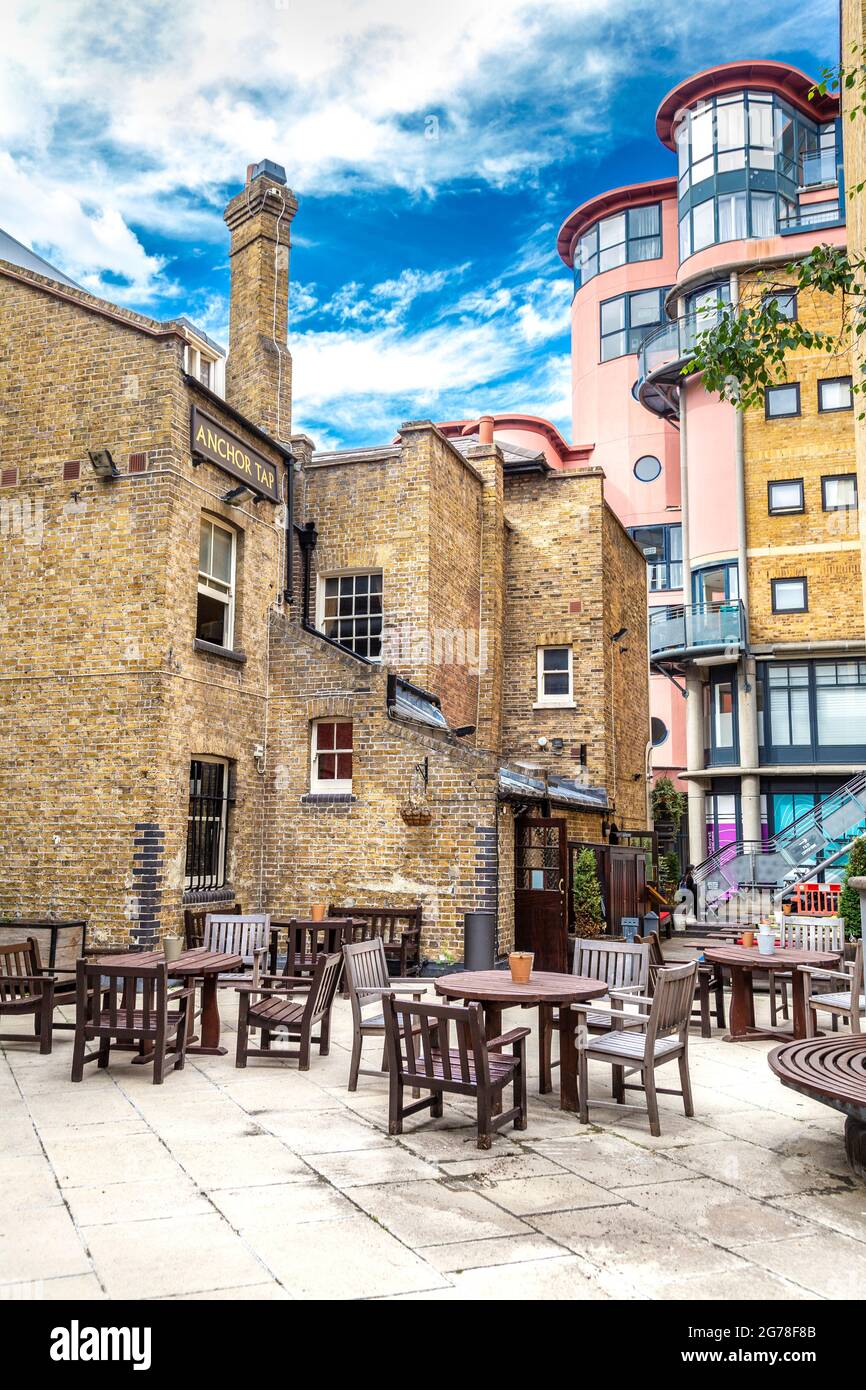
[742,271,861,644]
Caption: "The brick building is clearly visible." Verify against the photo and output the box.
[0,160,649,966]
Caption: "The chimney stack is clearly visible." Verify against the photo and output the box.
[223,160,298,442]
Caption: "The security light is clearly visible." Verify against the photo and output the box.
[610,627,628,643]
[221,484,255,506]
[453,725,476,737]
[87,449,119,479]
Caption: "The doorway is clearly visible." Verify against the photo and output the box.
[514,816,568,971]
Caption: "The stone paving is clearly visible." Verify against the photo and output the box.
[1,983,865,1301]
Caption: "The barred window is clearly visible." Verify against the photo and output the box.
[319,573,382,659]
[185,758,230,889]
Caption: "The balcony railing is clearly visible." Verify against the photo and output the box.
[649,600,745,663]
[637,310,724,392]
[800,150,838,188]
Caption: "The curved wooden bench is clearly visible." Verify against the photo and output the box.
[768,1036,866,1180]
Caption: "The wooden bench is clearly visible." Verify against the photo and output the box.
[328,905,422,976]
[769,1035,866,1181]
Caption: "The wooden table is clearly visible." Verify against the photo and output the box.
[769,1035,866,1180]
[703,944,839,1042]
[95,947,243,1057]
[266,917,361,976]
[435,970,609,1113]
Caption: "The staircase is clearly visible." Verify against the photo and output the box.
[689,771,866,924]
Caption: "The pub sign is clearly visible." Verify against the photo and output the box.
[190,406,281,502]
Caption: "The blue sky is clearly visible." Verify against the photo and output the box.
[2,0,839,448]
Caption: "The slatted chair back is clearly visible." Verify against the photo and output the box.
[302,952,344,1026]
[328,905,422,973]
[76,958,168,1036]
[781,919,845,955]
[384,996,488,1093]
[645,961,698,1053]
[575,939,649,994]
[848,941,865,1026]
[203,913,270,966]
[183,902,241,950]
[342,937,389,1025]
[0,937,44,1006]
[281,920,347,977]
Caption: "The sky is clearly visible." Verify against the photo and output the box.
[1,0,840,449]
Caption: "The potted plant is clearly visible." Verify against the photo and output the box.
[508,950,533,984]
[651,776,686,837]
[310,902,326,922]
[420,949,462,978]
[572,848,604,939]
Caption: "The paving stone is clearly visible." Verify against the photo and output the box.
[303,1146,440,1188]
[349,1179,529,1246]
[82,1213,268,1299]
[740,1229,866,1298]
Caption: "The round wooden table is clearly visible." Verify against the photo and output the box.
[703,944,839,1043]
[435,970,609,1112]
[769,1035,866,1179]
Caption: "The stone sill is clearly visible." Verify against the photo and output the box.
[300,793,357,806]
[532,701,577,711]
[193,638,247,664]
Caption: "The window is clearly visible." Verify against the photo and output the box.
[702,672,738,764]
[536,647,574,706]
[764,383,800,419]
[816,663,866,747]
[311,720,353,793]
[772,577,808,613]
[197,516,236,648]
[818,377,853,413]
[574,203,661,288]
[767,479,804,515]
[599,287,670,361]
[628,523,682,589]
[184,344,217,389]
[185,758,230,889]
[767,664,811,747]
[319,572,382,659]
[633,455,662,483]
[761,290,797,320]
[822,473,858,511]
[693,563,739,605]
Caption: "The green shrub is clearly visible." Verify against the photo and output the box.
[837,835,866,940]
[572,848,604,938]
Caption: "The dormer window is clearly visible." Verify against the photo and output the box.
[184,343,221,393]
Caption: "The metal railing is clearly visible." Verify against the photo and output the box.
[636,310,730,391]
[649,600,745,661]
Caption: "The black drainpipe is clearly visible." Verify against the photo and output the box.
[283,462,295,604]
[296,520,318,628]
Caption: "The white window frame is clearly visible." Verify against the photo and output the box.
[197,515,237,649]
[310,719,354,795]
[535,646,575,708]
[316,570,383,660]
[184,756,230,890]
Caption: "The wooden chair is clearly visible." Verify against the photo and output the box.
[770,920,845,1027]
[540,939,649,1091]
[235,951,343,1070]
[203,913,270,989]
[0,937,62,1054]
[71,959,193,1084]
[574,960,698,1137]
[382,995,530,1150]
[183,902,241,950]
[328,905,422,976]
[342,937,425,1090]
[646,931,725,1038]
[800,940,864,1037]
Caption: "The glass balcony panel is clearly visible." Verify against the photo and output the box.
[649,601,745,660]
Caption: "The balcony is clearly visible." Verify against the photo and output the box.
[635,311,714,419]
[649,600,746,665]
[799,150,838,188]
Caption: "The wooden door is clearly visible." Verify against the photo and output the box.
[606,847,647,929]
[514,817,568,972]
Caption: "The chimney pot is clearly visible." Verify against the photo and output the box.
[478,414,495,445]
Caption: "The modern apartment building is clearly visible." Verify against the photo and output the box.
[558,58,862,870]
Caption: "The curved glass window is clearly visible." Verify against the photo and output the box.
[692,562,739,605]
[674,91,839,261]
[651,716,669,747]
[600,287,671,361]
[574,203,661,290]
[633,455,662,483]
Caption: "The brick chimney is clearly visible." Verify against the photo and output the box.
[223,160,298,442]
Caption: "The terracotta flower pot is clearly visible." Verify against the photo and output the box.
[508,951,533,984]
[741,930,755,949]
[310,903,326,922]
[163,936,184,963]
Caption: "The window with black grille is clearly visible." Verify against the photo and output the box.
[319,573,383,658]
[185,758,230,889]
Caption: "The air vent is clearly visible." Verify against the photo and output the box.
[1,467,18,487]
[62,460,81,481]
[128,453,147,473]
